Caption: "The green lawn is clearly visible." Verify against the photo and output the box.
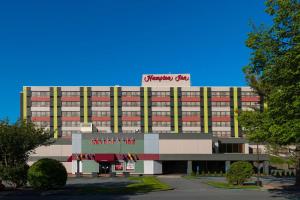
[78,176,172,194]
[206,181,260,190]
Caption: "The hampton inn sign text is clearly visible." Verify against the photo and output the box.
[142,74,191,87]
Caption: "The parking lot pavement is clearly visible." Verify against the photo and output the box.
[0,176,299,200]
[128,176,299,200]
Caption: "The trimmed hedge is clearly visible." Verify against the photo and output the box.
[28,158,67,190]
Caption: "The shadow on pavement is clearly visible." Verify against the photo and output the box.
[268,185,300,200]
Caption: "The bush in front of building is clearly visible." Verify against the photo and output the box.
[27,158,67,190]
[0,163,29,188]
[226,161,254,185]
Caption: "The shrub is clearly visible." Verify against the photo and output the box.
[28,158,67,190]
[0,163,29,188]
[226,161,254,185]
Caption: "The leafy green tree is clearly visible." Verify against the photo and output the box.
[226,161,254,185]
[240,0,300,185]
[0,120,53,187]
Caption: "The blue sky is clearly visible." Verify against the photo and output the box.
[0,0,271,121]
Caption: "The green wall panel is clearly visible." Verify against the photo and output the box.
[82,160,99,173]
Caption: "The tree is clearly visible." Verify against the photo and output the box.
[226,161,254,185]
[0,120,53,187]
[240,0,300,186]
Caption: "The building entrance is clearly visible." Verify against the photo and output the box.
[98,162,111,174]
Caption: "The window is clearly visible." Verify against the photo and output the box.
[31,101,50,107]
[152,102,170,107]
[31,111,50,117]
[241,91,257,97]
[122,111,140,116]
[122,121,141,126]
[62,111,80,117]
[93,121,111,127]
[152,122,171,127]
[122,101,140,107]
[213,131,231,138]
[220,143,244,153]
[31,91,50,97]
[211,102,230,107]
[212,122,231,127]
[181,91,200,97]
[182,111,200,116]
[61,91,80,96]
[181,102,200,107]
[151,91,170,97]
[92,111,110,116]
[62,121,80,127]
[211,91,230,97]
[152,111,170,116]
[212,111,230,116]
[62,101,80,107]
[92,101,110,107]
[182,122,200,127]
[242,102,260,109]
[61,130,74,137]
[122,91,140,96]
[92,91,110,97]
[33,121,50,127]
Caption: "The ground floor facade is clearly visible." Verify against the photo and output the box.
[29,132,269,175]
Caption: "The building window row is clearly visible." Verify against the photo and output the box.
[181,102,200,107]
[212,122,231,127]
[62,101,81,107]
[62,111,80,117]
[211,91,230,97]
[152,102,170,107]
[123,121,141,126]
[31,111,50,117]
[31,91,50,97]
[152,111,170,116]
[182,122,201,127]
[241,91,258,96]
[92,101,110,107]
[33,121,50,127]
[181,91,200,97]
[92,111,110,117]
[213,131,231,138]
[92,91,110,97]
[211,102,230,107]
[62,121,80,127]
[31,101,50,107]
[152,122,171,127]
[212,111,230,116]
[93,121,111,127]
[241,102,260,109]
[122,101,140,107]
[182,111,200,116]
[151,91,170,97]
[122,91,140,96]
[61,130,73,137]
[122,111,140,116]
[61,91,80,96]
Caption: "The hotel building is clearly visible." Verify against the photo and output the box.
[21,74,269,175]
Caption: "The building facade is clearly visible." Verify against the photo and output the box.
[22,74,269,175]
